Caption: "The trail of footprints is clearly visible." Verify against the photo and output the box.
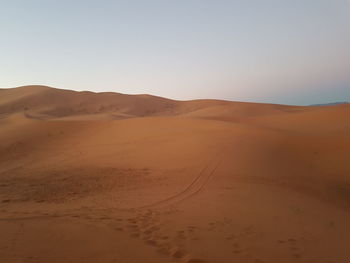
[116,213,271,263]
[118,209,208,263]
[277,238,304,259]
[2,209,333,263]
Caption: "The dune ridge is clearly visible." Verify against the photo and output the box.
[0,85,308,120]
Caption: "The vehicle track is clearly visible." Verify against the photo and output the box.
[139,151,225,209]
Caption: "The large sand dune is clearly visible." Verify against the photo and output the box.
[0,86,349,263]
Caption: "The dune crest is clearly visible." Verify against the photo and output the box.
[0,85,310,121]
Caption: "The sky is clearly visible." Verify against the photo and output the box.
[0,0,349,105]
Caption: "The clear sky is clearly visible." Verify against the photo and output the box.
[1,0,349,105]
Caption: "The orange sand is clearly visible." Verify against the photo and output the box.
[0,85,349,263]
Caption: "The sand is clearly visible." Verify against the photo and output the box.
[0,85,349,263]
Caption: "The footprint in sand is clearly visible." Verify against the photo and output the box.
[156,244,189,259]
[292,253,302,259]
[226,233,236,240]
[127,223,139,230]
[176,230,187,240]
[145,238,158,246]
[156,242,173,255]
[127,218,137,224]
[130,233,140,238]
[172,248,189,260]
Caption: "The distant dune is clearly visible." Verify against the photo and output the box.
[310,102,349,106]
[1,85,350,263]
[0,85,306,121]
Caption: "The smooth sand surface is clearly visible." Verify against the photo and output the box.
[1,86,350,263]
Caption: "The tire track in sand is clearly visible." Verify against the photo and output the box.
[139,151,225,209]
[124,152,226,263]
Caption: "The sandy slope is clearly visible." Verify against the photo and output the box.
[0,86,350,263]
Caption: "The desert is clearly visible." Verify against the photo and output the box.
[0,85,349,263]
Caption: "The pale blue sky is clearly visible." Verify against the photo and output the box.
[1,0,349,105]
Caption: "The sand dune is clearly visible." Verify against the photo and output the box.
[0,86,349,263]
[0,85,310,121]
